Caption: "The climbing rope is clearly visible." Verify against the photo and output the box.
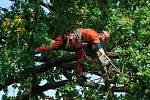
[88,77,104,99]
[88,77,115,100]
[104,89,112,100]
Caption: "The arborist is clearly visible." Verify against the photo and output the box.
[35,28,110,82]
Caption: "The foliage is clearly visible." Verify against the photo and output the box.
[0,0,150,99]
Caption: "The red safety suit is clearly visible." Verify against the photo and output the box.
[36,28,101,77]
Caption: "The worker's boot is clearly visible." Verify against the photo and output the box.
[62,68,73,80]
[76,60,87,85]
[77,72,88,86]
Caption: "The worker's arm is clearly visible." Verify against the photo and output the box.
[35,45,51,53]
[94,43,110,65]
[97,49,110,65]
[35,36,64,53]
[92,43,105,56]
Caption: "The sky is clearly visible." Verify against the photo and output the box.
[0,0,12,8]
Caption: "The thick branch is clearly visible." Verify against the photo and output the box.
[16,80,129,100]
[106,52,128,59]
[35,51,128,62]
[0,54,76,90]
[16,80,71,100]
[0,52,128,90]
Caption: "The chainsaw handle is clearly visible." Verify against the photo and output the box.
[99,54,111,65]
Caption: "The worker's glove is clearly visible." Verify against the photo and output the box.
[35,45,51,54]
[34,50,40,54]
[99,54,111,65]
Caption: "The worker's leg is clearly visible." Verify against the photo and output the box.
[75,49,86,80]
[76,61,85,77]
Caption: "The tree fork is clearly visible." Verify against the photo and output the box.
[0,52,128,90]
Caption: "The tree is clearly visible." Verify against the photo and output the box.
[0,0,150,99]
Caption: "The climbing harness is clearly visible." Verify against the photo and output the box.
[65,30,82,48]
